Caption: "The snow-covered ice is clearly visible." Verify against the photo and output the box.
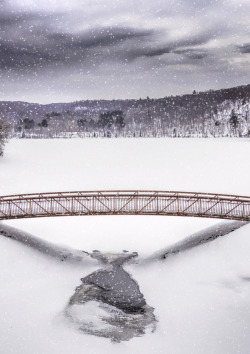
[1,138,250,353]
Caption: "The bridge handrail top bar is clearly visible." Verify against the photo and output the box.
[1,190,250,203]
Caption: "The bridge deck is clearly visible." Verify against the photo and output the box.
[0,190,250,221]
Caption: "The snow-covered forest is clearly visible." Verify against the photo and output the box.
[1,85,250,139]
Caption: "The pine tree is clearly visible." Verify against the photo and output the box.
[229,110,239,136]
[0,116,10,157]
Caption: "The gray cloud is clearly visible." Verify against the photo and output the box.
[0,11,38,28]
[0,44,59,70]
[122,31,214,62]
[237,44,250,54]
[173,49,208,60]
[0,25,156,70]
[0,0,249,102]
[1,10,212,71]
[48,27,153,49]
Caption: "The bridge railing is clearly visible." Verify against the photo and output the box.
[0,191,250,221]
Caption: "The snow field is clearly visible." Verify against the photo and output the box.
[0,138,250,353]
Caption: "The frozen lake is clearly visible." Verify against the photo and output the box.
[1,138,250,196]
[0,138,250,353]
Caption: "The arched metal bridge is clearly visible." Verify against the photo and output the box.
[0,190,250,221]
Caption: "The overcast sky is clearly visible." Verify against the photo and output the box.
[0,0,249,103]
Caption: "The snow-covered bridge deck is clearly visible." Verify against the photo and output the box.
[0,190,250,221]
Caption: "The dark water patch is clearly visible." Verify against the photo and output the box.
[65,252,157,342]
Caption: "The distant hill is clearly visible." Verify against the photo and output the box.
[1,84,250,138]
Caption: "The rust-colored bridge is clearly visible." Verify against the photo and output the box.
[0,190,250,221]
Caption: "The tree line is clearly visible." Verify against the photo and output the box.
[9,102,250,139]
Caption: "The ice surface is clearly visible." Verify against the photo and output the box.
[1,138,250,196]
[1,138,250,353]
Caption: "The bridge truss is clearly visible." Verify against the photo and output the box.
[0,190,250,221]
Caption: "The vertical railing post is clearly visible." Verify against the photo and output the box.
[135,194,138,213]
[30,199,32,216]
[8,201,11,217]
